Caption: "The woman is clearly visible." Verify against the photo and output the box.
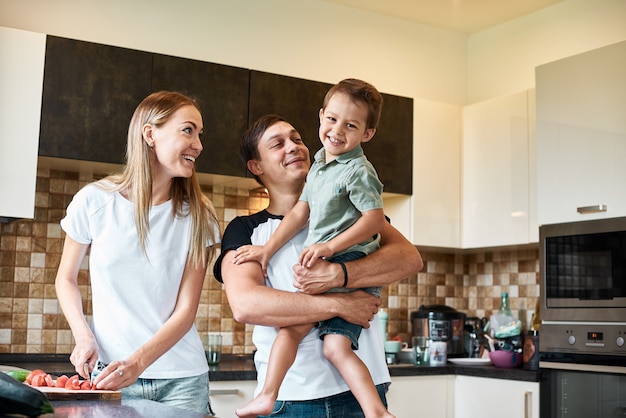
[55,91,219,414]
[214,114,423,417]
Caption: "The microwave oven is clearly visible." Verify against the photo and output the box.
[539,216,626,358]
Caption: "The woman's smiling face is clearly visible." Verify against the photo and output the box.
[149,104,204,180]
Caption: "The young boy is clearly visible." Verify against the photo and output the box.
[233,79,393,418]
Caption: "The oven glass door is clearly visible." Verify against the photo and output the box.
[545,230,626,308]
[541,368,626,417]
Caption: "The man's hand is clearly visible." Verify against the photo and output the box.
[323,290,381,328]
[293,260,343,294]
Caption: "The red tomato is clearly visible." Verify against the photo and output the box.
[31,373,47,387]
[65,374,81,390]
[44,374,54,387]
[79,380,92,390]
[55,374,69,388]
[25,369,45,385]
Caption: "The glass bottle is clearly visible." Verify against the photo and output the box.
[498,292,512,317]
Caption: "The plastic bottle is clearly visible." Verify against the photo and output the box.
[498,292,512,317]
[379,309,388,341]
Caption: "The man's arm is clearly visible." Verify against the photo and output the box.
[293,221,423,294]
[221,249,381,329]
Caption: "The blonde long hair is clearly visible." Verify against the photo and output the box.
[99,91,218,267]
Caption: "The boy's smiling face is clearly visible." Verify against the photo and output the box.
[318,92,376,161]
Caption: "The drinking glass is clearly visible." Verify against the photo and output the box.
[412,336,430,366]
[204,334,222,365]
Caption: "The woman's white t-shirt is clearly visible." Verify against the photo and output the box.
[61,182,215,379]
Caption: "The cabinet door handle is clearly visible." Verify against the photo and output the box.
[209,389,239,395]
[577,204,607,214]
[524,391,532,418]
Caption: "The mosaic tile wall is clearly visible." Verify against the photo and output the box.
[0,167,540,354]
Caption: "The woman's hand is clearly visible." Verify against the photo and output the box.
[91,359,138,390]
[69,335,99,380]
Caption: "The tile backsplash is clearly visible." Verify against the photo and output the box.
[0,167,539,354]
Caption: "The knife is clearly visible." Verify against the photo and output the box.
[83,363,92,388]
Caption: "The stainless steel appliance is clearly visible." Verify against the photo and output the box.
[539,217,626,417]
[539,216,626,358]
[411,305,466,358]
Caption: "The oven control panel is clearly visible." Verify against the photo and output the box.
[541,322,626,356]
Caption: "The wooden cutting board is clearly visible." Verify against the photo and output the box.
[34,386,122,400]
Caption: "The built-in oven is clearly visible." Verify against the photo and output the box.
[539,216,626,417]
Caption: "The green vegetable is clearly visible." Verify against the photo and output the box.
[0,371,54,417]
[3,369,30,382]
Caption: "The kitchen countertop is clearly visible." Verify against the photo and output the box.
[0,353,541,383]
[2,399,211,418]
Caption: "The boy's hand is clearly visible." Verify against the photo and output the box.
[299,243,333,268]
[233,245,270,277]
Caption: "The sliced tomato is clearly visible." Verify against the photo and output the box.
[44,373,54,387]
[65,374,81,390]
[55,374,69,388]
[31,373,47,387]
[79,380,92,390]
[25,369,45,385]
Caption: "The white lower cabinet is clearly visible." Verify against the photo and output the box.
[387,375,455,418]
[455,375,539,418]
[209,380,256,418]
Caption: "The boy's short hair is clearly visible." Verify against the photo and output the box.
[322,78,383,130]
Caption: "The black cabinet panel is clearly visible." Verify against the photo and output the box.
[152,54,249,177]
[40,36,153,164]
[249,71,413,194]
[362,93,413,195]
[249,71,331,158]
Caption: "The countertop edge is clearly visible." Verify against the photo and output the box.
[0,354,541,383]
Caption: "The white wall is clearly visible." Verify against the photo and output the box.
[468,0,626,103]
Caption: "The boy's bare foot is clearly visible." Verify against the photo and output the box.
[236,394,275,418]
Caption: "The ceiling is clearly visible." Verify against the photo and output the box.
[321,0,565,34]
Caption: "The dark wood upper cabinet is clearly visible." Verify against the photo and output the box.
[249,71,330,156]
[151,54,249,177]
[38,37,412,193]
[249,71,413,194]
[39,36,153,164]
[362,93,413,195]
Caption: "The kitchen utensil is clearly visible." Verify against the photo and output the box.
[411,305,466,357]
[489,350,523,368]
[484,333,496,352]
[83,363,92,388]
[384,340,407,353]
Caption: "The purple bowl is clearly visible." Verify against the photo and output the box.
[489,350,523,368]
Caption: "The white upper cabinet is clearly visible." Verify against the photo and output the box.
[0,27,46,220]
[536,41,626,226]
[411,99,461,248]
[461,90,537,248]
